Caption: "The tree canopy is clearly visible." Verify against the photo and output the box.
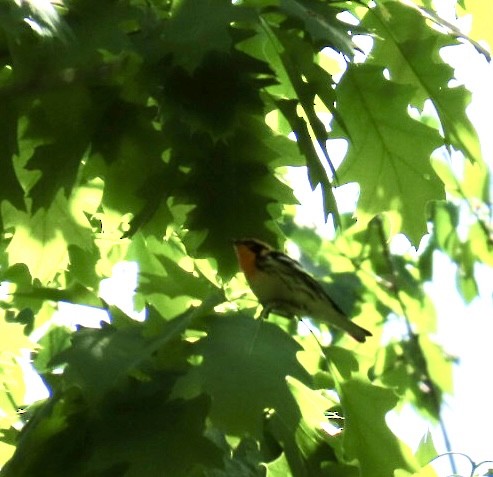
[0,0,491,476]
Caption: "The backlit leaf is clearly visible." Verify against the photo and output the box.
[364,2,482,163]
[339,379,418,477]
[332,64,444,244]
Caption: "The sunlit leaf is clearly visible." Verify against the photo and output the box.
[4,193,92,284]
[332,64,443,244]
[364,2,482,163]
[339,379,418,477]
[459,1,493,52]
[279,0,356,56]
[415,430,438,467]
[265,453,292,477]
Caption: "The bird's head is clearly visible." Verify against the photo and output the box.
[233,238,272,254]
[233,238,272,277]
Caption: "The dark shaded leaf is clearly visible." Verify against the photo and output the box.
[173,313,312,438]
[0,103,24,210]
[23,86,95,209]
[53,308,194,403]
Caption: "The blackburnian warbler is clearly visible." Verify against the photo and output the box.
[233,238,372,343]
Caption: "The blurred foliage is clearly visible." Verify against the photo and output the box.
[0,0,491,476]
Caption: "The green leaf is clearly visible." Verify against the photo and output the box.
[159,51,273,139]
[324,347,360,380]
[415,430,438,467]
[67,244,101,290]
[236,22,297,101]
[275,31,342,205]
[12,282,103,309]
[456,252,478,303]
[33,326,72,376]
[162,0,244,72]
[364,2,481,163]
[128,234,225,319]
[4,0,65,39]
[53,308,194,403]
[0,315,35,358]
[174,121,295,276]
[91,101,169,226]
[279,0,356,56]
[469,222,493,267]
[0,103,24,210]
[2,387,223,477]
[419,336,453,394]
[173,313,312,439]
[465,1,493,52]
[0,396,77,477]
[0,319,32,431]
[139,265,214,300]
[285,378,339,471]
[371,339,442,421]
[4,192,92,284]
[207,433,265,477]
[433,201,459,252]
[265,453,293,477]
[429,202,481,302]
[339,379,418,477]
[4,308,34,335]
[0,426,19,448]
[277,99,340,223]
[22,86,94,209]
[85,393,222,477]
[332,64,444,244]
[241,22,342,222]
[0,264,37,312]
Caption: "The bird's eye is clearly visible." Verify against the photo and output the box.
[253,244,265,253]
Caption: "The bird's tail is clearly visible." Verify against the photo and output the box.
[343,320,372,343]
[314,304,372,343]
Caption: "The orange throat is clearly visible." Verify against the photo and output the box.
[234,244,258,280]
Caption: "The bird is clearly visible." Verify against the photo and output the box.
[233,238,372,343]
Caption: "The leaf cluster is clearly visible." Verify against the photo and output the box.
[0,0,491,476]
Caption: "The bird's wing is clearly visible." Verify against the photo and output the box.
[263,251,342,306]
